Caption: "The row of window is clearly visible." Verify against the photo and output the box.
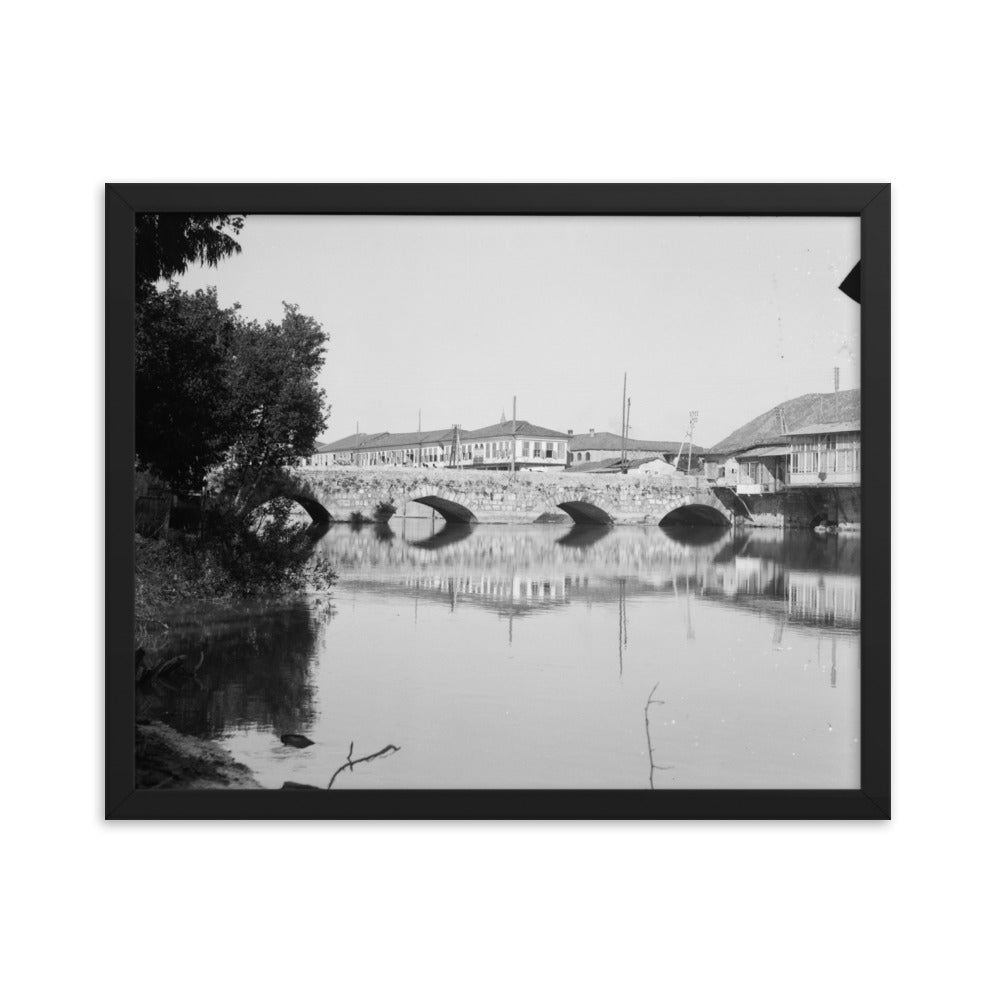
[309,439,566,466]
[790,446,860,474]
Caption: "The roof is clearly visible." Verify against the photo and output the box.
[737,444,791,458]
[786,421,860,437]
[316,432,385,453]
[568,431,699,454]
[570,455,674,473]
[316,420,567,453]
[711,388,861,454]
[360,428,454,449]
[467,420,568,439]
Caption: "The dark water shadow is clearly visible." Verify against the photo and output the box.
[373,522,396,542]
[660,524,730,548]
[556,524,614,549]
[139,602,326,739]
[408,522,475,550]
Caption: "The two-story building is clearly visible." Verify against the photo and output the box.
[306,420,569,471]
[786,421,860,486]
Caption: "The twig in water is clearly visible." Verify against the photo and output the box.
[644,683,674,789]
[327,742,400,789]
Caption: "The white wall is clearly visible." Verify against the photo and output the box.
[7,4,996,999]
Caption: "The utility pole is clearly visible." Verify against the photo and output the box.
[511,395,518,473]
[620,372,628,471]
[833,367,840,423]
[625,396,632,469]
[686,410,699,474]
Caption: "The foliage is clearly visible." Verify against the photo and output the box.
[136,286,240,493]
[216,303,329,507]
[136,288,329,499]
[135,213,244,299]
[134,215,335,602]
[374,501,397,521]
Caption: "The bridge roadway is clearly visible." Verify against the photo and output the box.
[287,466,736,527]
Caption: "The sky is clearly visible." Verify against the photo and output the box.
[172,214,860,448]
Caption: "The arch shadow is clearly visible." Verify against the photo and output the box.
[556,524,614,549]
[409,523,475,550]
[660,504,729,527]
[256,494,332,525]
[557,500,614,525]
[660,524,730,547]
[411,495,478,524]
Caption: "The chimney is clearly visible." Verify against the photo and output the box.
[589,428,594,434]
[567,428,574,436]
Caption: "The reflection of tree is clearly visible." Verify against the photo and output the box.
[141,602,328,738]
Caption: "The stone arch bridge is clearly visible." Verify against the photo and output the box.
[285,468,737,527]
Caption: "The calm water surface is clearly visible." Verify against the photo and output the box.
[145,521,861,789]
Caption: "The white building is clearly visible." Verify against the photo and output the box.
[305,420,569,471]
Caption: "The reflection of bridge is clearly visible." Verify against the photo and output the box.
[319,523,861,631]
[289,467,734,526]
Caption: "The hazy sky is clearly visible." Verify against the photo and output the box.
[173,214,859,447]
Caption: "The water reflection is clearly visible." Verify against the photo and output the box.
[557,524,614,548]
[315,520,860,632]
[148,521,861,790]
[408,522,475,550]
[141,602,327,738]
[659,524,730,548]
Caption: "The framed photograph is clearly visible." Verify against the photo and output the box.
[106,183,889,819]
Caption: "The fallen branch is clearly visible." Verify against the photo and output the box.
[327,741,401,789]
[644,683,673,789]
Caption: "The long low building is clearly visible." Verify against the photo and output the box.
[306,420,570,471]
[566,429,699,467]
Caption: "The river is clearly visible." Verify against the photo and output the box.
[142,521,861,789]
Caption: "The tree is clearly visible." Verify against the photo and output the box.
[135,213,244,298]
[135,286,239,493]
[136,286,330,504]
[215,303,330,512]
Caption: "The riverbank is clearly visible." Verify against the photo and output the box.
[135,532,336,639]
[136,720,261,789]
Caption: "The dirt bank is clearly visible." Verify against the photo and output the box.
[136,720,261,789]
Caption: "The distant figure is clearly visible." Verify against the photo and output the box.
[280,734,315,748]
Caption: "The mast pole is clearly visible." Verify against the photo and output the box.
[620,372,628,472]
[510,395,517,473]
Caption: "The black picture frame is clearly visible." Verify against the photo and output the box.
[107,183,890,820]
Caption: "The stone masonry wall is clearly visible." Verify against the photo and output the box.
[292,467,727,525]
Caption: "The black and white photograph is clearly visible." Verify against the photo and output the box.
[130,209,865,794]
[24,2,1000,996]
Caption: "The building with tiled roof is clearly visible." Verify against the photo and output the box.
[566,429,699,467]
[305,419,570,471]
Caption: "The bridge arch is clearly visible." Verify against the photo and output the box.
[557,500,614,525]
[287,494,333,524]
[410,495,478,524]
[660,503,730,527]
